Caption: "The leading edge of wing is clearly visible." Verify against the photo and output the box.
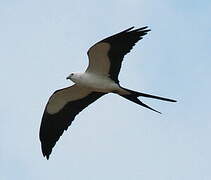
[39,86,105,159]
[87,26,150,56]
[99,26,150,44]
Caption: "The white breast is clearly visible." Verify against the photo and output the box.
[73,72,119,93]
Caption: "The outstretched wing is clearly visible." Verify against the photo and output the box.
[86,26,150,83]
[39,84,105,159]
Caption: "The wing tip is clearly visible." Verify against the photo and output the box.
[124,26,151,33]
[41,145,51,160]
[121,26,135,33]
[136,26,151,33]
[42,153,50,160]
[46,154,50,160]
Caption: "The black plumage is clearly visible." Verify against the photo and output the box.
[40,91,105,159]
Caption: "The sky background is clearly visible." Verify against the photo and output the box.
[0,0,211,179]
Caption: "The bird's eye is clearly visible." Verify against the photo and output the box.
[70,73,74,76]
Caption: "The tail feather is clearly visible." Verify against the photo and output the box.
[119,87,176,113]
[121,87,177,102]
[120,94,161,113]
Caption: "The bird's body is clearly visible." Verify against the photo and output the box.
[39,26,176,159]
[69,72,121,93]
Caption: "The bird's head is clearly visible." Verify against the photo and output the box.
[66,73,74,81]
[66,73,82,83]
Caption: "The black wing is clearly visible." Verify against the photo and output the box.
[39,86,105,159]
[104,26,150,83]
[87,26,150,83]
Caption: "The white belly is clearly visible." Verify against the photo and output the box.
[72,72,120,93]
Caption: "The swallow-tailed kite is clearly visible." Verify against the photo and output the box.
[39,26,176,159]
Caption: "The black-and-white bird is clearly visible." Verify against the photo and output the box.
[39,26,176,159]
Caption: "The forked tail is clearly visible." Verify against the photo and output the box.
[119,87,177,114]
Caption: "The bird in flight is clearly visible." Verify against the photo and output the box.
[39,26,176,159]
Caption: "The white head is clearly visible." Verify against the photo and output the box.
[66,73,74,80]
[66,73,81,83]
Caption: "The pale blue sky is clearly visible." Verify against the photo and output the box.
[0,0,211,179]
